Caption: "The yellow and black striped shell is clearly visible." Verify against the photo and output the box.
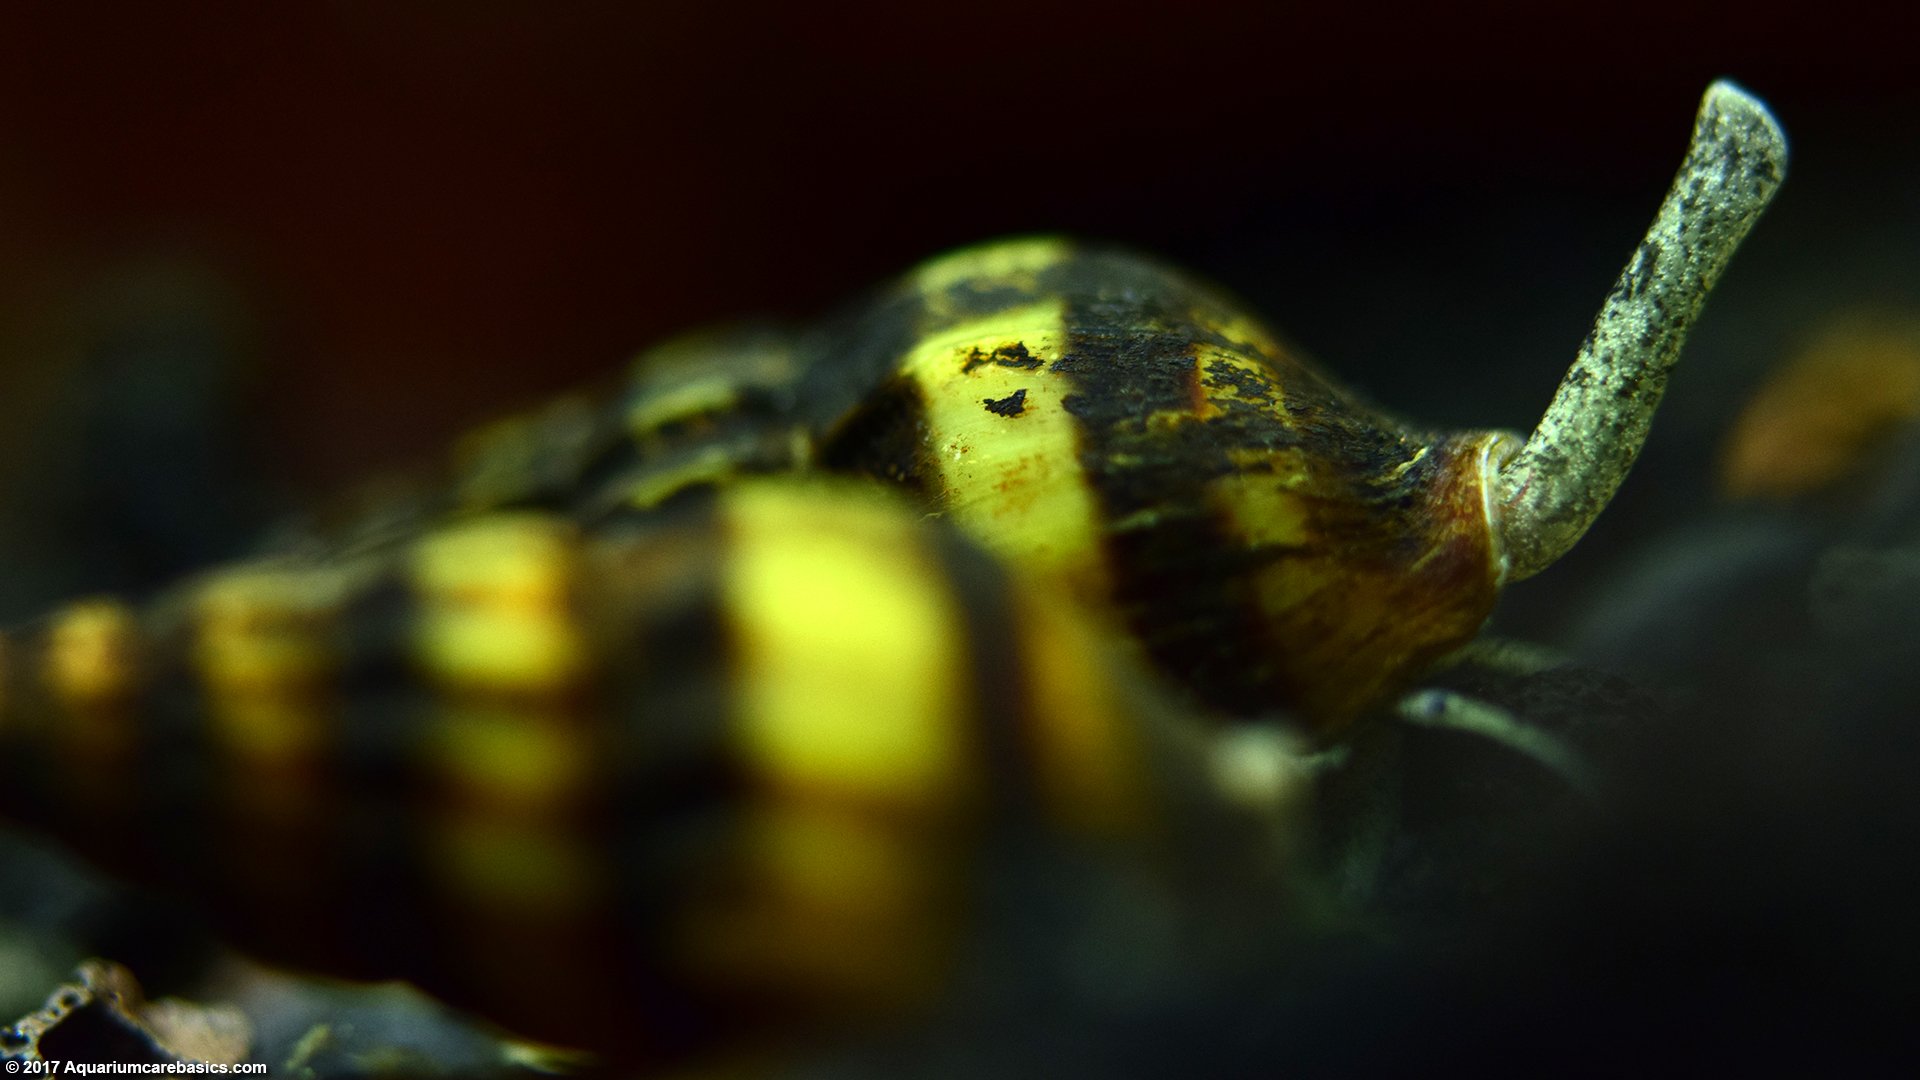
[366,238,1512,731]
[809,238,1512,725]
[0,479,1294,1065]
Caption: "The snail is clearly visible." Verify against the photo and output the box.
[814,81,1785,727]
[0,479,1297,1066]
[0,80,1785,1068]
[384,80,1786,730]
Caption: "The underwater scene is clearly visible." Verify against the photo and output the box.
[0,4,1915,1076]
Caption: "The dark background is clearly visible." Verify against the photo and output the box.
[0,1,1915,618]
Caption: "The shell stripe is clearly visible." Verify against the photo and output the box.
[406,517,625,1031]
[821,241,1454,721]
[0,473,1277,1068]
[1048,293,1291,718]
[190,565,348,956]
[901,297,1112,597]
[328,569,442,979]
[817,375,937,500]
[3,602,148,860]
[595,521,742,1057]
[923,523,1046,829]
[722,483,972,810]
[693,484,974,1018]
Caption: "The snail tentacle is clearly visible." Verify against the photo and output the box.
[1495,80,1788,581]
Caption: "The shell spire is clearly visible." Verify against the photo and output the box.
[1495,80,1788,580]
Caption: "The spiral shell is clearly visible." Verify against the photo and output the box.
[0,479,1292,1063]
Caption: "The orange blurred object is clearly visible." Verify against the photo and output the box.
[1720,314,1920,500]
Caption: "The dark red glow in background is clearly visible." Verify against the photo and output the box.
[0,2,1910,491]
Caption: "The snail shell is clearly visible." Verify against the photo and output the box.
[393,84,1786,733]
[814,237,1514,725]
[0,479,1292,1064]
